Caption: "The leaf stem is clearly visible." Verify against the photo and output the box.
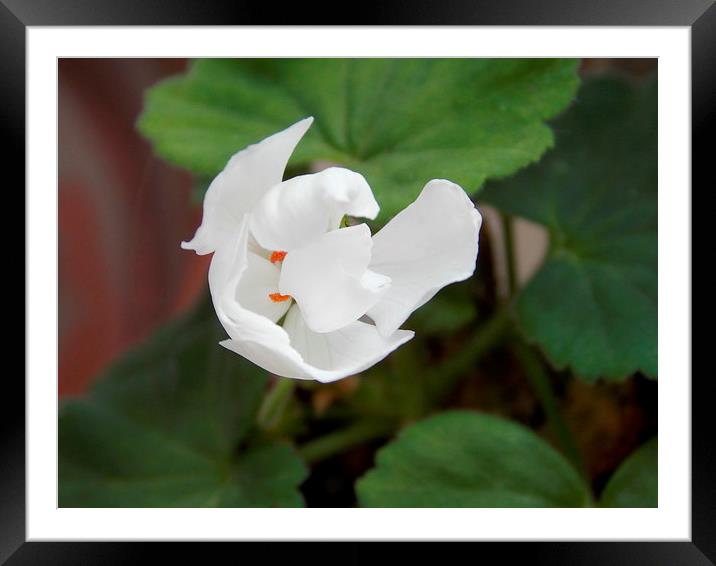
[512,339,587,480]
[298,418,397,465]
[257,378,296,431]
[501,213,518,298]
[429,303,513,401]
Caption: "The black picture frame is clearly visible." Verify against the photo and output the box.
[7,1,707,563]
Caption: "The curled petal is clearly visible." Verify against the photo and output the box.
[221,305,413,383]
[368,179,482,337]
[182,117,313,255]
[211,217,412,382]
[235,252,291,323]
[279,305,414,383]
[279,224,390,333]
[249,167,379,252]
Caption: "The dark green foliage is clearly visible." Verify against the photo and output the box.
[59,305,307,507]
[138,58,580,221]
[482,77,657,380]
[356,411,591,507]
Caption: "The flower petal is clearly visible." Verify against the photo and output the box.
[182,117,313,255]
[249,167,379,252]
[220,304,413,383]
[367,179,482,337]
[211,217,412,382]
[279,224,390,333]
[279,304,414,383]
[208,216,311,378]
[236,252,291,323]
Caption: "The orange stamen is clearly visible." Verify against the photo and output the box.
[270,250,288,264]
[269,292,292,303]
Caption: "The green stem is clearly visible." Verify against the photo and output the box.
[298,418,397,465]
[257,378,296,431]
[429,303,513,401]
[512,339,586,479]
[501,213,518,298]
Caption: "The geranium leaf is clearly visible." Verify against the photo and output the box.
[138,58,580,221]
[356,411,591,507]
[481,76,657,380]
[59,303,307,507]
[600,438,659,507]
[600,438,657,508]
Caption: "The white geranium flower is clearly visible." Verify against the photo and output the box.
[183,117,482,382]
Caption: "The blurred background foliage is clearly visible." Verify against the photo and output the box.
[59,58,657,508]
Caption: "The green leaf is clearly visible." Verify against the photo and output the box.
[600,438,657,508]
[138,58,580,220]
[59,303,308,507]
[481,76,657,380]
[356,411,591,507]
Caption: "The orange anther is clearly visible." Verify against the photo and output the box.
[270,250,288,264]
[268,292,292,303]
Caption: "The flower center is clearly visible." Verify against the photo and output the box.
[269,250,291,303]
[270,250,288,264]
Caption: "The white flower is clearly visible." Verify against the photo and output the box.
[183,117,482,382]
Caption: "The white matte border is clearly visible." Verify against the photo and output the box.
[28,27,690,541]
